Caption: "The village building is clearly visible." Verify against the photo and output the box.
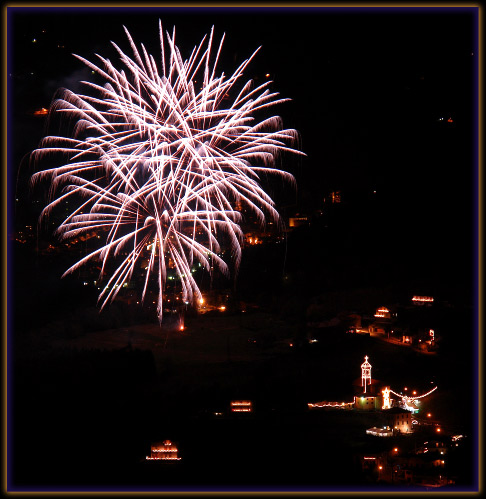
[355,394,382,410]
[383,407,413,433]
[230,400,253,413]
[146,440,181,461]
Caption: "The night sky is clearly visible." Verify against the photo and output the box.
[6,5,479,492]
[9,6,477,281]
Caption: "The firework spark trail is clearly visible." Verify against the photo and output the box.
[31,22,305,323]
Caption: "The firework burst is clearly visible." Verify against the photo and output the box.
[31,22,304,323]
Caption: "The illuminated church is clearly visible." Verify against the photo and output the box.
[351,355,384,410]
[309,356,399,412]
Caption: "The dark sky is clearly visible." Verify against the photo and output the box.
[8,5,478,297]
[9,6,477,188]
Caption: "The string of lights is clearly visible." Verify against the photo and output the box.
[389,386,437,401]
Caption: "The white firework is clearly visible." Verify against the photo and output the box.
[31,22,304,323]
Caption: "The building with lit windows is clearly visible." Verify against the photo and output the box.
[354,394,381,410]
[324,190,342,203]
[308,357,433,426]
[374,306,392,319]
[146,440,181,460]
[384,407,413,433]
[411,295,434,306]
[288,216,309,228]
[230,400,253,412]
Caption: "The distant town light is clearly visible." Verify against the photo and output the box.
[412,295,434,303]
[146,440,181,461]
[231,400,253,413]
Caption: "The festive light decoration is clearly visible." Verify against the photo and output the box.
[230,400,253,412]
[382,387,391,409]
[31,23,303,323]
[146,440,181,460]
[309,357,437,423]
[308,400,353,409]
[389,386,437,413]
[366,427,393,437]
[412,296,434,303]
[390,386,437,402]
[429,329,435,341]
[361,355,372,393]
[374,307,390,318]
